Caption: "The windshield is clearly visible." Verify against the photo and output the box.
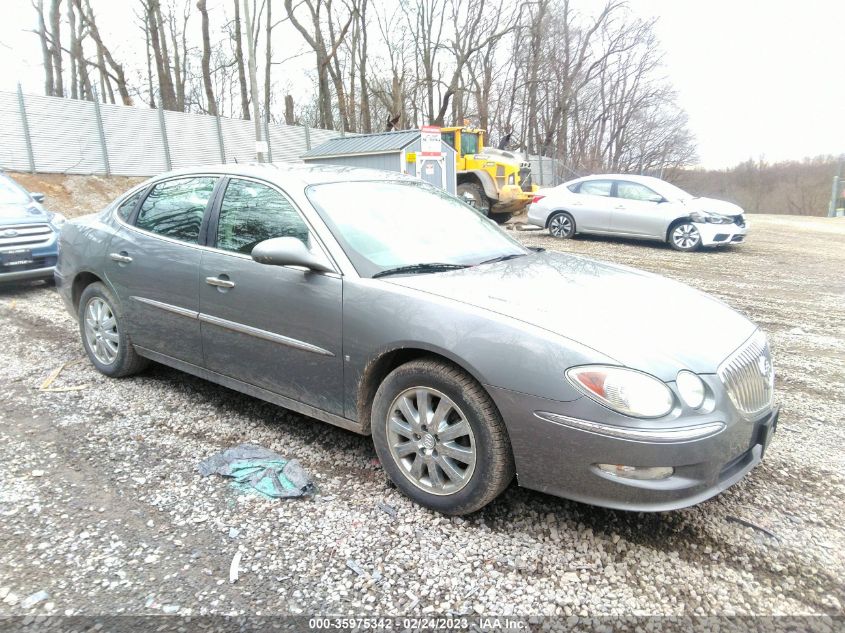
[306,180,527,278]
[461,133,479,156]
[656,180,694,201]
[0,177,32,205]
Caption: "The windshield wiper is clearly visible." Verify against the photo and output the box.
[477,253,528,266]
[372,263,470,278]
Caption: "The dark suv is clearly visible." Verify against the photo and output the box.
[0,173,66,283]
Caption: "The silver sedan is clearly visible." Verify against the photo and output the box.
[56,164,777,514]
[527,174,748,251]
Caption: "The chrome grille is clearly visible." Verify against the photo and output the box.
[0,224,54,249]
[718,330,775,419]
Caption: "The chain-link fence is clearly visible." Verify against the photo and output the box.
[0,86,344,177]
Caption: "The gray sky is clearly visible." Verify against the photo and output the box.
[1,0,842,169]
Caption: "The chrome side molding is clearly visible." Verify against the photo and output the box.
[534,411,725,443]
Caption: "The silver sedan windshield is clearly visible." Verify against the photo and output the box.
[307,180,526,277]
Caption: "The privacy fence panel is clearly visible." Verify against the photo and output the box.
[165,110,222,169]
[0,91,31,172]
[100,102,168,176]
[25,94,105,175]
[0,89,346,177]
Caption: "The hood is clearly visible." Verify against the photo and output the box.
[386,251,756,379]
[683,196,744,216]
[0,203,50,225]
[476,148,525,169]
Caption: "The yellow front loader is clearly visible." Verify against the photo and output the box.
[440,125,538,223]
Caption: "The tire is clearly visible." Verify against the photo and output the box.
[371,358,515,515]
[78,282,148,377]
[668,221,702,251]
[457,182,491,216]
[489,212,513,225]
[548,211,575,238]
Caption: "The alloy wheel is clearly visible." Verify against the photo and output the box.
[550,214,573,237]
[84,297,119,365]
[672,223,701,250]
[385,387,476,495]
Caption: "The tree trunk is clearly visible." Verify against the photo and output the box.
[49,0,64,97]
[67,0,77,99]
[35,1,55,96]
[243,0,264,160]
[196,0,217,115]
[233,0,251,120]
[264,0,272,122]
[284,94,295,125]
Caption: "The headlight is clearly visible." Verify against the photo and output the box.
[50,212,67,228]
[566,365,674,418]
[689,211,732,224]
[676,370,705,409]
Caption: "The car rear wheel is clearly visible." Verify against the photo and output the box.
[669,222,702,251]
[548,211,575,238]
[457,182,491,216]
[371,358,514,515]
[78,282,148,377]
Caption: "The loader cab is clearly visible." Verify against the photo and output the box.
[441,126,484,171]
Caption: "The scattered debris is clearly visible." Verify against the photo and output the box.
[161,604,180,614]
[38,358,89,392]
[346,559,366,577]
[229,551,242,584]
[31,470,45,478]
[726,515,778,539]
[228,527,241,539]
[21,590,49,609]
[197,443,315,499]
[377,502,397,519]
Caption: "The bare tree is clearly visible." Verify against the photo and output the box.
[49,0,64,96]
[232,0,250,119]
[196,0,217,114]
[242,0,263,159]
[33,0,55,95]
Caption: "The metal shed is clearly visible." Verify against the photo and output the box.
[301,129,457,194]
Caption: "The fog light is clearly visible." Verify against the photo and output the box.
[596,464,674,480]
[676,370,705,409]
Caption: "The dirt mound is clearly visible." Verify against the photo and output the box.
[6,172,146,218]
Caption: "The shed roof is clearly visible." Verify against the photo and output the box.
[302,129,420,158]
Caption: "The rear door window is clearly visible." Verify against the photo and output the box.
[135,177,217,243]
[116,189,144,222]
[579,180,613,197]
[215,178,310,254]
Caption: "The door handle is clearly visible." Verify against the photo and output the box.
[109,252,133,263]
[205,276,235,289]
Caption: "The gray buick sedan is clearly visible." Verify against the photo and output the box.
[56,164,778,515]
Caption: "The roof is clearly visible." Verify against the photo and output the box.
[133,162,417,189]
[301,130,421,158]
[569,173,668,187]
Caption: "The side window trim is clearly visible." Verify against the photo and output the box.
[124,175,220,245]
[119,184,151,225]
[205,175,339,273]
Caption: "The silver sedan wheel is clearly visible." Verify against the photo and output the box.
[386,387,476,496]
[84,297,119,365]
[672,223,701,249]
[549,213,573,238]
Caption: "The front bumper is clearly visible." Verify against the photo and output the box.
[1,228,59,283]
[489,380,777,512]
[695,221,748,247]
[0,264,56,282]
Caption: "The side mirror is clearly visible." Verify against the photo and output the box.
[251,237,333,273]
[31,193,45,203]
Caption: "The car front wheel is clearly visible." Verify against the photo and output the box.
[78,282,148,377]
[548,211,575,238]
[669,222,702,251]
[371,358,514,515]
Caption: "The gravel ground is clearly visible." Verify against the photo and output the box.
[0,213,843,619]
